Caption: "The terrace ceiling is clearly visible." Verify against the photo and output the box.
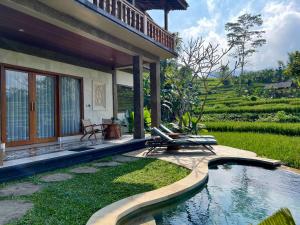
[0,4,134,68]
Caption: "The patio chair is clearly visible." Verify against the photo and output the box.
[80,119,105,141]
[159,124,215,139]
[146,127,217,155]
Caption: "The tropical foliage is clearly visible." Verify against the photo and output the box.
[257,208,296,225]
[284,51,300,86]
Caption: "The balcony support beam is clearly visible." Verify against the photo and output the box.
[112,69,118,119]
[150,62,161,128]
[133,55,145,139]
[164,8,169,30]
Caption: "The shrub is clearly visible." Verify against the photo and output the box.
[250,96,258,101]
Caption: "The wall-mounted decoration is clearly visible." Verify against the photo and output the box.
[93,81,106,110]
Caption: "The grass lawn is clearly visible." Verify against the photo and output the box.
[211,132,300,169]
[2,157,189,225]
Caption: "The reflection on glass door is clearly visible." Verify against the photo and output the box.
[36,75,55,139]
[5,70,29,142]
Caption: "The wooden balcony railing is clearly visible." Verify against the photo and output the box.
[90,0,175,51]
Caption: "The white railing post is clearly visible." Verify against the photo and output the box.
[143,14,147,35]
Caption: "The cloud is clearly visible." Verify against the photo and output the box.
[206,0,216,14]
[182,16,218,39]
[250,0,300,70]
[178,0,300,71]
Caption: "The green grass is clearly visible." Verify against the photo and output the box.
[206,121,300,136]
[204,104,300,114]
[211,132,300,169]
[3,158,189,225]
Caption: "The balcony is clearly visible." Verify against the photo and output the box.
[88,0,176,51]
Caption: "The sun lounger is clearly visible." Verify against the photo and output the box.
[159,124,215,139]
[146,127,217,155]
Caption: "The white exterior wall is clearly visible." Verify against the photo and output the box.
[0,48,114,131]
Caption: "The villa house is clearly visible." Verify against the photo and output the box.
[0,0,188,148]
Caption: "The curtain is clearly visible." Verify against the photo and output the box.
[61,77,81,135]
[6,70,29,142]
[36,75,55,139]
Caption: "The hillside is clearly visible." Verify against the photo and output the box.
[201,79,300,123]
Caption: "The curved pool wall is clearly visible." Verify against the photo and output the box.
[119,160,287,225]
[126,164,300,225]
[87,154,281,225]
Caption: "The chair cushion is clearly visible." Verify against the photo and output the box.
[173,138,217,145]
[159,124,173,133]
[186,138,217,145]
[187,135,215,139]
[151,127,173,141]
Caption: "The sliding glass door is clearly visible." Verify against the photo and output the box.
[2,67,82,146]
[4,70,56,145]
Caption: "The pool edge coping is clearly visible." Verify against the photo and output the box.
[86,150,281,225]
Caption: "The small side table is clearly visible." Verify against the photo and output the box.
[103,124,121,140]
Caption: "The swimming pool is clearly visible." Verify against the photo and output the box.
[125,164,300,225]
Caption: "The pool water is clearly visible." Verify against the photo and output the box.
[152,165,300,225]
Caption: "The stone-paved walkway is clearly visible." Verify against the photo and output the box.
[126,145,259,170]
[40,173,74,182]
[0,200,33,225]
[69,166,99,174]
[93,162,122,167]
[112,155,140,163]
[0,182,42,197]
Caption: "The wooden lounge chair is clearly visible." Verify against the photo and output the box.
[159,124,215,139]
[81,119,105,141]
[146,127,217,155]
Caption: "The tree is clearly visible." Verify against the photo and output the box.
[225,13,266,91]
[284,51,300,86]
[167,37,238,133]
[218,65,232,86]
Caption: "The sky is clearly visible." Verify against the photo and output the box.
[148,0,300,71]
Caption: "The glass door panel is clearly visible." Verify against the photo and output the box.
[5,70,29,142]
[61,77,81,135]
[36,75,55,139]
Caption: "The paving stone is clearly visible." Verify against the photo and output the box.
[69,166,99,174]
[0,200,33,225]
[40,173,73,182]
[0,182,42,197]
[112,155,140,163]
[93,161,122,167]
